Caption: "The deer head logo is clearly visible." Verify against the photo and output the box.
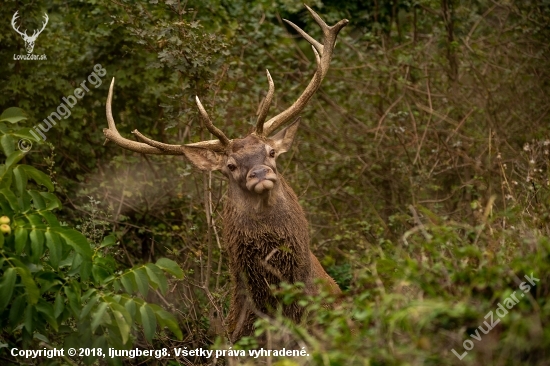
[11,11,49,54]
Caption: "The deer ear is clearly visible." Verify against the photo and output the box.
[269,117,300,155]
[183,146,225,171]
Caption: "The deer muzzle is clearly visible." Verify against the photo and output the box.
[246,166,278,194]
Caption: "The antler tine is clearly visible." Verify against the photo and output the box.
[195,96,230,146]
[255,69,275,136]
[104,78,187,155]
[261,5,348,137]
[11,11,26,37]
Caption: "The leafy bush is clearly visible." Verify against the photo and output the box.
[0,108,183,365]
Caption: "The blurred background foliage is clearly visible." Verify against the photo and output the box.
[1,0,549,364]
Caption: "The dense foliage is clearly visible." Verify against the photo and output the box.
[1,0,549,365]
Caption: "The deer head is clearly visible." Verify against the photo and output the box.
[11,11,49,54]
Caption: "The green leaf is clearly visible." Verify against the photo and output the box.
[0,268,17,310]
[14,227,28,254]
[81,295,99,319]
[99,234,116,248]
[1,135,15,156]
[6,151,25,169]
[112,309,131,345]
[12,166,27,196]
[139,304,157,343]
[91,302,108,332]
[20,165,54,192]
[0,188,19,211]
[145,263,168,294]
[124,298,136,318]
[52,227,92,259]
[36,300,58,331]
[155,258,184,279]
[28,190,46,210]
[64,283,81,315]
[150,304,183,340]
[45,231,62,269]
[12,260,39,305]
[0,107,27,123]
[40,192,62,211]
[133,268,149,297]
[92,264,110,284]
[39,211,60,226]
[9,295,26,325]
[54,292,64,318]
[120,272,135,294]
[24,304,34,333]
[30,229,45,262]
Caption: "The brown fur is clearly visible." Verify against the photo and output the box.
[182,129,341,342]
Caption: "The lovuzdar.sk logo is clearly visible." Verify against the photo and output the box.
[11,10,48,61]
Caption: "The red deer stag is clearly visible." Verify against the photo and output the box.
[104,5,348,342]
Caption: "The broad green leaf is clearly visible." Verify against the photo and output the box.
[91,302,108,332]
[81,295,99,319]
[52,227,92,259]
[155,258,184,279]
[45,231,62,269]
[54,292,64,318]
[150,304,183,340]
[112,309,131,345]
[99,234,116,248]
[30,229,45,262]
[133,268,149,297]
[36,300,58,331]
[12,166,27,196]
[0,232,3,248]
[1,135,15,156]
[123,298,136,318]
[28,190,46,210]
[40,192,62,211]
[39,211,60,227]
[81,288,97,302]
[0,268,17,310]
[0,107,27,123]
[120,272,135,294]
[6,151,25,169]
[20,165,54,192]
[92,264,110,284]
[145,263,168,294]
[79,257,92,281]
[139,304,157,343]
[24,213,44,227]
[64,284,81,315]
[0,188,19,211]
[13,261,39,305]
[14,227,27,254]
[9,295,26,325]
[24,304,34,333]
[0,168,13,192]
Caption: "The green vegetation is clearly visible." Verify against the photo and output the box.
[1,0,549,365]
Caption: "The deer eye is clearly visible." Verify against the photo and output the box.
[227,163,237,171]
[269,149,276,158]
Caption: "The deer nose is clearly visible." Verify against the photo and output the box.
[248,167,269,181]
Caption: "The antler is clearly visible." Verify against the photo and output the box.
[257,5,348,137]
[104,5,346,155]
[30,13,49,40]
[104,78,229,154]
[11,11,27,38]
